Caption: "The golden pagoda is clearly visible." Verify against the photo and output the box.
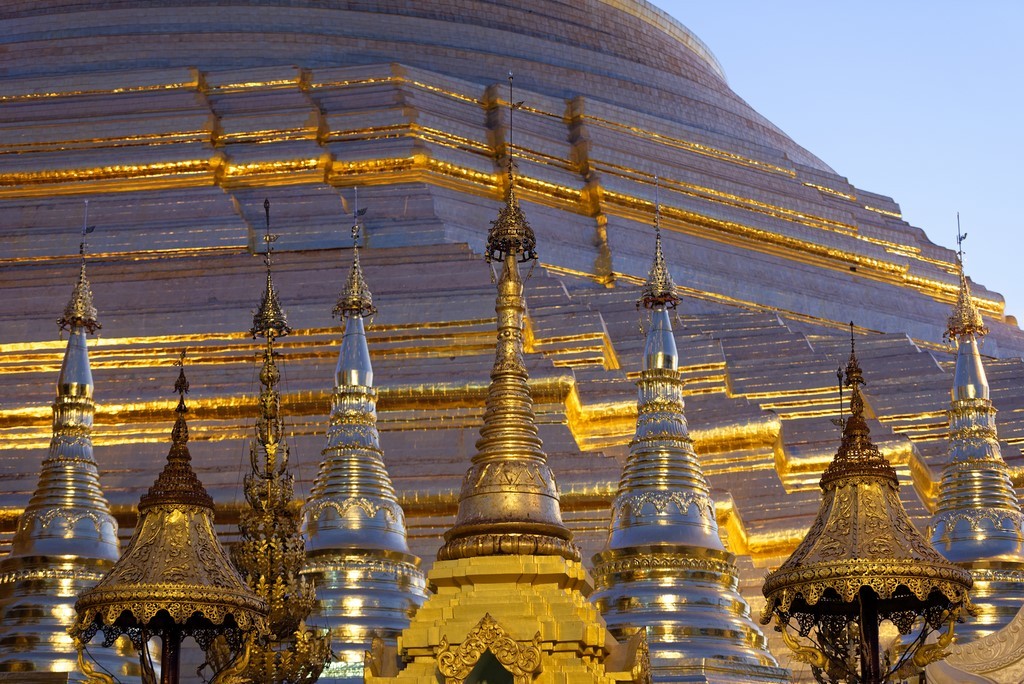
[0,211,139,682]
[229,200,330,682]
[71,355,268,683]
[300,201,428,682]
[591,207,787,683]
[929,243,1024,640]
[367,84,649,683]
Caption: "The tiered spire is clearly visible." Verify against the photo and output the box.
[301,198,427,682]
[365,79,646,684]
[930,233,1024,639]
[230,200,329,682]
[592,202,786,683]
[439,76,575,560]
[0,205,139,680]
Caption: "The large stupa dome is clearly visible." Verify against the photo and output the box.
[3,0,829,170]
[2,1,1023,677]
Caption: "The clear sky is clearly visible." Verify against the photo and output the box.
[655,1,1024,323]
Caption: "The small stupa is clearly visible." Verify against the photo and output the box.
[366,76,649,684]
[929,235,1024,640]
[0,207,139,682]
[300,199,428,682]
[590,200,787,683]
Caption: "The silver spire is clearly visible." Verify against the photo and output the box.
[592,211,786,682]
[0,204,139,680]
[301,202,427,682]
[930,238,1024,639]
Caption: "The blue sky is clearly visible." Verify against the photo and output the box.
[656,1,1024,323]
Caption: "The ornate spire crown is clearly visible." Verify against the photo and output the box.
[138,350,215,510]
[232,211,329,682]
[251,198,292,339]
[945,223,987,342]
[58,200,100,334]
[639,178,678,310]
[485,72,537,264]
[820,324,897,488]
[333,190,376,319]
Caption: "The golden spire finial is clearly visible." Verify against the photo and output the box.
[251,198,292,339]
[232,233,330,682]
[139,348,215,510]
[333,189,376,319]
[58,200,100,333]
[438,79,577,562]
[820,324,896,487]
[485,72,537,264]
[945,217,987,342]
[639,176,678,310]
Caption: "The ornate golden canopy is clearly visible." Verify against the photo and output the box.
[71,357,267,682]
[762,330,972,682]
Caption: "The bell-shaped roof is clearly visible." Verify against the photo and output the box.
[72,358,266,644]
[762,335,972,618]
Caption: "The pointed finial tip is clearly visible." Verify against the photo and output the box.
[334,201,376,319]
[486,72,538,265]
[945,244,987,342]
[251,198,291,338]
[171,349,191,444]
[639,189,678,309]
[174,349,190,398]
[59,206,101,333]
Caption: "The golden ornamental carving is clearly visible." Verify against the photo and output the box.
[592,551,735,578]
[486,78,537,265]
[945,256,987,342]
[334,201,376,319]
[76,640,116,684]
[435,614,542,684]
[229,206,330,683]
[777,619,827,670]
[638,194,678,310]
[58,260,100,334]
[631,633,651,684]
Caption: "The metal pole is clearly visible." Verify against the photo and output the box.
[160,630,180,684]
[859,587,881,684]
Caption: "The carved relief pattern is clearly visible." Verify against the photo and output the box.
[304,496,401,523]
[931,508,1024,536]
[612,490,714,523]
[593,552,735,578]
[435,614,541,684]
[947,603,1024,672]
[18,506,109,535]
[74,503,267,635]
